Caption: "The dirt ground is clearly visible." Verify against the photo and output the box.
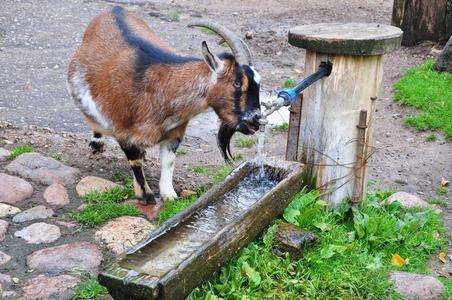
[0,0,450,297]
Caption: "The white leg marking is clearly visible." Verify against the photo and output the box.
[159,142,177,201]
[90,137,103,143]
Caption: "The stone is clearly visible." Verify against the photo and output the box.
[5,152,80,186]
[0,147,10,161]
[0,251,11,266]
[2,291,17,298]
[43,183,70,207]
[0,173,33,204]
[27,242,103,275]
[433,34,452,72]
[15,223,61,244]
[0,273,12,289]
[386,192,430,209]
[0,203,21,218]
[274,222,319,258]
[76,176,119,197]
[389,271,444,300]
[0,219,8,241]
[12,205,54,223]
[288,23,403,55]
[180,189,197,198]
[127,199,161,220]
[55,221,77,228]
[22,274,79,300]
[95,216,155,254]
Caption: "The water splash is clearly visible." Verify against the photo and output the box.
[256,123,269,179]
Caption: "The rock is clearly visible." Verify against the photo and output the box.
[0,148,10,161]
[95,216,154,254]
[43,183,70,207]
[0,251,11,266]
[127,199,161,220]
[76,176,119,197]
[27,242,103,275]
[0,220,8,241]
[386,192,430,209]
[433,36,452,72]
[0,203,21,218]
[12,205,54,223]
[15,223,61,244]
[0,273,12,289]
[55,221,77,228]
[12,277,19,284]
[22,274,79,300]
[390,271,444,300]
[0,173,33,204]
[274,222,319,258]
[180,189,197,198]
[5,152,80,186]
[2,290,17,298]
[245,31,254,39]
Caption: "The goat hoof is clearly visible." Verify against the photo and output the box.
[89,141,105,154]
[174,185,182,196]
[140,193,156,205]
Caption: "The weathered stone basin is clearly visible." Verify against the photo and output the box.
[99,158,304,300]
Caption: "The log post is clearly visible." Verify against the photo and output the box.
[285,94,303,161]
[288,23,402,207]
[352,110,368,205]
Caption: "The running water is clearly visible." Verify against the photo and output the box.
[256,123,269,178]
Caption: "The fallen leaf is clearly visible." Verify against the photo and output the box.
[438,252,447,264]
[440,178,449,187]
[391,253,407,267]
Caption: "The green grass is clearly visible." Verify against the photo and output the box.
[394,59,452,139]
[200,28,216,35]
[236,137,256,148]
[6,144,33,160]
[192,164,235,183]
[170,10,181,21]
[176,149,187,156]
[272,122,289,132]
[425,133,438,142]
[426,196,448,207]
[440,277,452,300]
[70,181,141,227]
[436,186,449,196]
[73,277,108,300]
[281,78,296,89]
[156,187,206,225]
[188,190,447,299]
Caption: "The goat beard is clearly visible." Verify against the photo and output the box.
[217,123,236,163]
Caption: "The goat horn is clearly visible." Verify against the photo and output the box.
[188,20,253,65]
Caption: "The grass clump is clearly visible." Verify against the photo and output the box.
[425,133,437,142]
[436,186,449,196]
[73,277,108,300]
[189,190,447,299]
[170,10,181,21]
[282,78,296,88]
[426,197,448,207]
[200,28,216,35]
[192,164,235,183]
[236,137,256,148]
[70,179,141,227]
[272,122,289,132]
[156,187,206,225]
[394,59,452,139]
[6,144,33,160]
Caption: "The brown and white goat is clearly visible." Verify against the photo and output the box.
[67,6,261,204]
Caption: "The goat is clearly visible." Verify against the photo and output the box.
[67,6,262,205]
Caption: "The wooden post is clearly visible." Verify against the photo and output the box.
[352,110,368,205]
[288,23,402,207]
[392,0,452,46]
[285,94,303,161]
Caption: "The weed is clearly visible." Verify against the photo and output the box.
[281,78,296,88]
[176,149,187,156]
[170,10,180,21]
[231,153,243,161]
[6,144,33,160]
[436,186,449,196]
[111,170,130,184]
[272,122,289,132]
[200,28,216,35]
[425,133,437,142]
[156,187,206,225]
[73,277,108,300]
[394,59,452,139]
[236,137,256,148]
[191,164,235,183]
[426,197,448,207]
[192,165,210,174]
[189,190,447,299]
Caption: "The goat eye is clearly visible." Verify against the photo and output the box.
[233,80,241,88]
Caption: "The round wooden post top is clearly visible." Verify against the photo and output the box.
[288,23,402,55]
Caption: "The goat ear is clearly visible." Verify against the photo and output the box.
[202,41,224,74]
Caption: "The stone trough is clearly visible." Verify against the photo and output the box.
[99,158,304,299]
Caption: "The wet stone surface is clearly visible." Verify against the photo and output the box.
[0,173,33,204]
[26,242,103,275]
[5,152,80,186]
[14,222,61,244]
[274,222,319,258]
[12,205,54,223]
